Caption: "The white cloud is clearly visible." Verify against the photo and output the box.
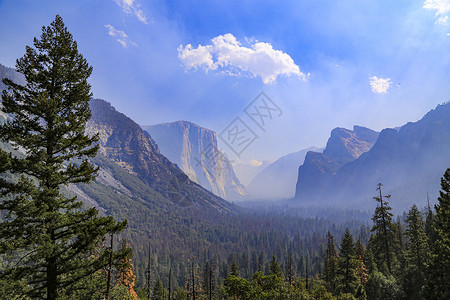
[105,25,137,48]
[437,16,449,24]
[369,76,392,94]
[113,0,149,24]
[424,0,450,24]
[178,33,306,84]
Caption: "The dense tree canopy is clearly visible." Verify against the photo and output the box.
[424,168,450,300]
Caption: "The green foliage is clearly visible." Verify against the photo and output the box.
[152,277,164,300]
[424,168,450,300]
[224,275,253,299]
[323,231,338,293]
[230,260,239,277]
[251,271,285,300]
[369,184,399,274]
[311,284,335,300]
[269,255,283,278]
[111,284,137,300]
[337,293,355,300]
[365,271,402,300]
[0,15,127,299]
[403,204,428,299]
[336,229,358,295]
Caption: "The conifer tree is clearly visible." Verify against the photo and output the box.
[0,15,127,299]
[152,277,164,300]
[337,228,358,295]
[285,247,294,285]
[403,204,428,299]
[185,259,203,300]
[405,205,428,272]
[257,251,264,273]
[115,240,137,299]
[230,260,240,277]
[203,259,218,300]
[323,231,338,293]
[269,255,283,278]
[370,183,397,274]
[355,237,368,288]
[424,169,450,300]
[424,194,437,246]
[146,244,152,300]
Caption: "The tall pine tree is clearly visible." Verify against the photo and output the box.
[369,183,398,274]
[323,231,338,294]
[0,15,127,299]
[403,204,428,299]
[336,228,358,295]
[424,169,450,300]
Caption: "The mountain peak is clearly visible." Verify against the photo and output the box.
[323,125,379,165]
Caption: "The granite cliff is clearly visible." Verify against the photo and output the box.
[144,121,246,201]
[87,99,236,212]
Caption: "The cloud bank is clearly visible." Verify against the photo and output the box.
[114,0,148,24]
[105,25,137,48]
[369,76,392,94]
[424,0,450,24]
[178,34,306,84]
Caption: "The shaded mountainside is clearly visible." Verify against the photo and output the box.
[143,121,246,201]
[87,99,236,213]
[0,63,25,91]
[295,103,450,211]
[322,125,379,165]
[295,126,379,203]
[247,147,323,200]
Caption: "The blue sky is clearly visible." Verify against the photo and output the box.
[0,0,449,163]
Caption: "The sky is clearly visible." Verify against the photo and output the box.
[0,0,449,163]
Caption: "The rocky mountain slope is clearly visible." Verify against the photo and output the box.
[247,147,322,200]
[295,104,450,211]
[143,121,246,201]
[0,63,25,91]
[295,126,379,202]
[87,99,236,212]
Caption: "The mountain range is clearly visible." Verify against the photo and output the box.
[294,105,450,211]
[87,99,236,212]
[143,121,246,201]
[2,61,449,214]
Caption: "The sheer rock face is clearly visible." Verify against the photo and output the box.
[323,126,379,165]
[144,121,246,201]
[295,126,380,205]
[295,103,450,211]
[86,99,236,213]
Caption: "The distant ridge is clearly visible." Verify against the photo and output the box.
[294,103,450,211]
